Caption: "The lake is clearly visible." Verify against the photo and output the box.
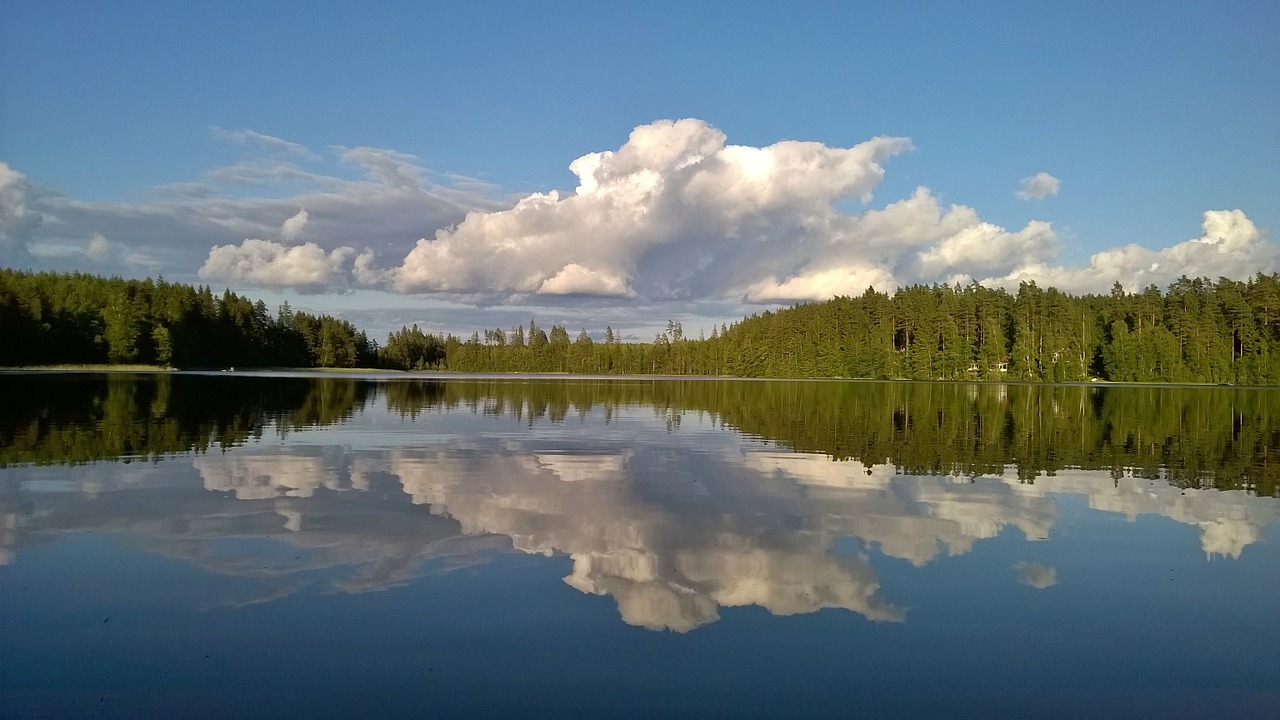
[1,372,1278,718]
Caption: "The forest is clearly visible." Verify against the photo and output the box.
[442,274,1280,385]
[3,268,1280,384]
[0,269,378,368]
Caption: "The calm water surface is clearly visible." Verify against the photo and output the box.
[1,373,1278,718]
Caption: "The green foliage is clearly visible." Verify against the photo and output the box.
[438,274,1280,385]
[0,269,377,369]
[7,269,1280,385]
[380,325,446,370]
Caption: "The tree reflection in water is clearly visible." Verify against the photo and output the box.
[1,373,1276,631]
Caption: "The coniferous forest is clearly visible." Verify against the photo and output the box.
[4,268,1280,384]
[0,269,377,369]
[442,274,1280,384]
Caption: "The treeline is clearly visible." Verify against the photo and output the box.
[3,374,1276,496]
[7,269,1280,384]
[0,269,377,368]
[440,275,1280,385]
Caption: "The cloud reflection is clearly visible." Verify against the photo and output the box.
[2,402,1276,631]
[1015,562,1059,589]
[160,432,1280,631]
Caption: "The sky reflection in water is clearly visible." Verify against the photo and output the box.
[1,374,1278,718]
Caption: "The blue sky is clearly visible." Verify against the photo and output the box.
[2,1,1277,339]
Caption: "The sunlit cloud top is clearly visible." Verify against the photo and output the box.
[2,119,1276,335]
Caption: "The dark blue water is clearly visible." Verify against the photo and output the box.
[1,374,1277,718]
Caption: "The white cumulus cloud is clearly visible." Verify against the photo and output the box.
[985,209,1277,294]
[538,263,633,296]
[388,119,914,299]
[0,162,43,263]
[199,238,363,293]
[378,121,1225,304]
[280,209,309,241]
[0,134,503,287]
[1017,172,1060,200]
[86,233,117,263]
[5,121,1275,316]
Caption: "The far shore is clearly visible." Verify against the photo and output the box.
[1,365,1273,389]
[0,364,396,374]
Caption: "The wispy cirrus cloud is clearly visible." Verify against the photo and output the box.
[209,126,321,161]
[337,146,426,190]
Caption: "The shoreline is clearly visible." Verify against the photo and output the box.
[0,366,1271,389]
